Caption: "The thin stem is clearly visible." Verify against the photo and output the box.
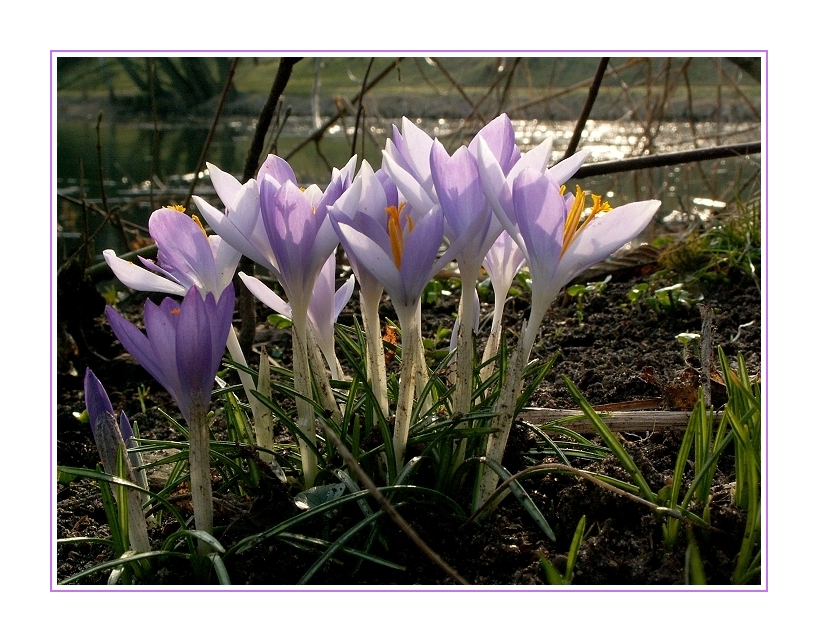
[412,303,431,414]
[187,392,214,554]
[359,287,388,415]
[475,321,527,510]
[291,311,318,488]
[480,287,508,380]
[393,303,421,470]
[453,266,480,417]
[225,325,274,456]
[305,320,343,425]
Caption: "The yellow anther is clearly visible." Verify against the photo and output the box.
[386,203,412,269]
[591,194,612,216]
[560,185,613,258]
[166,205,186,213]
[171,308,181,316]
[191,214,208,238]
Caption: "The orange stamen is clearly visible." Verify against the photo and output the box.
[560,185,613,258]
[386,202,412,268]
[191,214,208,238]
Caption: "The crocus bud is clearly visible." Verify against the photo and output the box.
[84,369,151,553]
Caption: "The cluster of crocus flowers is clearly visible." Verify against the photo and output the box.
[99,112,661,524]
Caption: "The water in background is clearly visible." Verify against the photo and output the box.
[56,115,761,264]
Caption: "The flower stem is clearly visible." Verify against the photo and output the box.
[187,392,214,554]
[393,303,421,471]
[359,288,388,416]
[480,287,509,381]
[475,321,527,512]
[291,311,318,488]
[226,325,275,460]
[412,303,431,414]
[305,321,343,425]
[453,267,480,417]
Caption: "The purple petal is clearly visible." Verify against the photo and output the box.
[469,113,521,174]
[84,368,115,440]
[257,154,298,186]
[558,200,661,282]
[149,208,220,294]
[430,142,486,239]
[513,169,564,284]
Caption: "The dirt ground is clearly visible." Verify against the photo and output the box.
[55,247,762,586]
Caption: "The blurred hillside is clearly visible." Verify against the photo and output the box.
[56,56,762,123]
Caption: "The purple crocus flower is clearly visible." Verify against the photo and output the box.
[327,161,402,413]
[330,164,461,468]
[194,155,357,284]
[511,168,660,358]
[105,286,234,544]
[103,207,240,300]
[332,196,449,320]
[105,285,235,423]
[240,250,355,380]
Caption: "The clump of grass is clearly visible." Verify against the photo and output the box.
[659,198,761,291]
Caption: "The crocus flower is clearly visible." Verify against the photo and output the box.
[474,153,660,509]
[103,207,239,300]
[194,155,357,282]
[106,285,234,549]
[196,155,355,488]
[429,140,499,414]
[240,250,355,380]
[510,169,661,358]
[106,285,235,424]
[327,161,400,414]
[331,169,459,469]
[480,230,527,378]
[84,368,151,553]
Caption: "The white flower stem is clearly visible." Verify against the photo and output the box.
[475,328,526,511]
[480,286,510,381]
[255,346,275,462]
[393,303,421,470]
[359,289,389,415]
[291,311,318,488]
[305,321,343,425]
[412,304,432,414]
[187,392,214,554]
[226,325,274,458]
[453,266,480,417]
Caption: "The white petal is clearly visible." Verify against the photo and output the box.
[382,153,436,213]
[239,273,292,318]
[548,149,590,185]
[104,249,187,296]
[206,162,242,206]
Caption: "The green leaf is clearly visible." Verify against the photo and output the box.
[295,483,346,510]
[562,376,656,502]
[267,313,293,329]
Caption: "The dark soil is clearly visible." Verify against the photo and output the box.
[55,256,761,586]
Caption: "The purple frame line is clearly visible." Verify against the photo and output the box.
[51,50,768,592]
[51,49,768,54]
